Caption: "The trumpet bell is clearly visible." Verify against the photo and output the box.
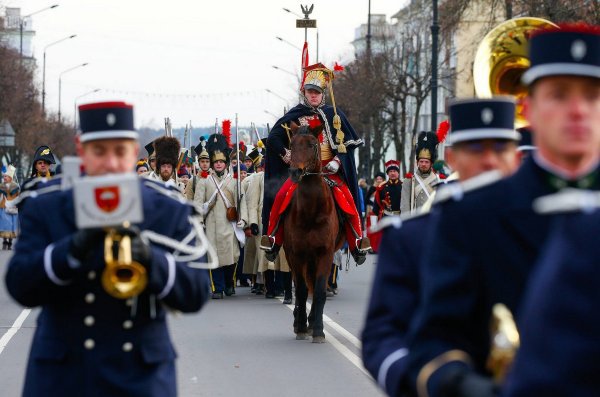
[102,261,148,299]
[103,231,148,299]
[473,17,557,128]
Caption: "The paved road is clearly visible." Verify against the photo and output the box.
[0,250,385,396]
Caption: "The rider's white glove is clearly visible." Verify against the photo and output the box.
[236,220,247,229]
[281,149,291,164]
[325,157,340,173]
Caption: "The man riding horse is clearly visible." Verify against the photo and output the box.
[260,63,371,264]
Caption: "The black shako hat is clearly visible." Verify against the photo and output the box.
[447,97,520,145]
[78,101,138,142]
[522,24,600,85]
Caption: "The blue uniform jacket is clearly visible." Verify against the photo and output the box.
[406,157,566,396]
[362,214,430,396]
[503,211,600,397]
[5,179,211,397]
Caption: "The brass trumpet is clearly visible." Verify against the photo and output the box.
[102,224,148,299]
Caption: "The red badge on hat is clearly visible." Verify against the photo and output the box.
[94,186,120,213]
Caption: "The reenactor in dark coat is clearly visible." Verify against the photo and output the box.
[373,160,402,217]
[362,97,521,396]
[261,62,370,264]
[5,101,212,397]
[29,145,56,179]
[404,25,600,397]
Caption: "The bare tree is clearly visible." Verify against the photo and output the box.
[334,53,388,179]
[442,0,600,28]
[0,34,75,180]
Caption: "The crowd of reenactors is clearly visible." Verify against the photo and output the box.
[2,21,600,397]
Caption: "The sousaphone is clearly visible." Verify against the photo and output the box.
[473,17,557,128]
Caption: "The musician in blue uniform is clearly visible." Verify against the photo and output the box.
[405,24,600,397]
[5,101,212,397]
[372,160,402,217]
[502,190,600,396]
[362,97,521,397]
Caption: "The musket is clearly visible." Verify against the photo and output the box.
[251,122,262,145]
[164,117,173,137]
[176,123,187,173]
[235,113,242,221]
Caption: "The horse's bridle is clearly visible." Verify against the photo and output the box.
[290,140,335,182]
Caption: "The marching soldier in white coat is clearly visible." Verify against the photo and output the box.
[400,131,441,214]
[194,133,240,299]
[242,153,265,281]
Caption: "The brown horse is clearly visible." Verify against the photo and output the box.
[284,122,344,343]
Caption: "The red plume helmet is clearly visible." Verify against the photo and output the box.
[436,120,450,143]
[333,62,344,72]
[222,119,232,148]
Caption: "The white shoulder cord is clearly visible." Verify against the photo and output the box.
[140,180,218,269]
[141,215,218,269]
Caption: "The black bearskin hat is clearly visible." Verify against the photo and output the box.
[415,131,439,162]
[154,136,180,170]
[206,133,231,164]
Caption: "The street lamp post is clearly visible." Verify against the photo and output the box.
[43,34,77,116]
[74,89,100,129]
[271,65,296,77]
[58,62,89,123]
[275,36,301,51]
[20,4,59,57]
[264,110,279,119]
[282,7,319,63]
[265,89,288,103]
[431,0,439,132]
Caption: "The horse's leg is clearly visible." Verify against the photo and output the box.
[294,272,309,340]
[311,274,327,343]
[307,305,314,335]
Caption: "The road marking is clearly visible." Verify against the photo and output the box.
[0,309,31,355]
[281,299,369,376]
[324,329,370,377]
[323,314,361,349]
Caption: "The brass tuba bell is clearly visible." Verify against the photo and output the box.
[102,223,148,299]
[473,17,557,128]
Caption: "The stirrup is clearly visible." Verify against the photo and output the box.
[259,235,275,251]
[356,237,372,253]
[351,249,367,265]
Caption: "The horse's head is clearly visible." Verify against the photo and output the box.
[289,121,323,183]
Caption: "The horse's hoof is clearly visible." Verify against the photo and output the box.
[312,336,326,344]
[296,333,309,340]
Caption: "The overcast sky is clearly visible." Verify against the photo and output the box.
[4,0,405,130]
